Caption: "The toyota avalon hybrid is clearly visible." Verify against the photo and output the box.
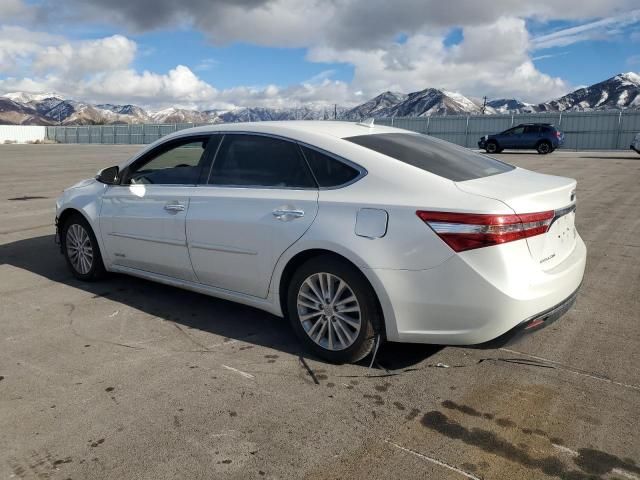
[55,121,586,363]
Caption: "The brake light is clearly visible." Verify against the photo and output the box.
[555,131,562,138]
[416,210,555,252]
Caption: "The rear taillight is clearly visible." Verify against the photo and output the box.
[416,210,555,252]
[555,131,562,138]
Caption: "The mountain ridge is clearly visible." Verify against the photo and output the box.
[1,72,638,126]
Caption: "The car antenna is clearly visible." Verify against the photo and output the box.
[357,117,375,128]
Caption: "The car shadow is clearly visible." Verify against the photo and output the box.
[0,234,442,370]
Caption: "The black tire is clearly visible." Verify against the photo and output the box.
[485,141,499,154]
[537,141,552,154]
[61,213,106,281]
[287,255,381,364]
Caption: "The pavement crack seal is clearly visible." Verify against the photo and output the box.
[500,348,640,392]
[384,439,482,480]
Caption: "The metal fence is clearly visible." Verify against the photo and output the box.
[45,110,640,150]
[377,110,640,150]
[45,123,208,145]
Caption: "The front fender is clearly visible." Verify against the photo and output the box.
[56,180,109,264]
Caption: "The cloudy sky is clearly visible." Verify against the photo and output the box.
[1,0,639,110]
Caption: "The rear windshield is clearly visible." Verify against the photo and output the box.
[345,132,514,181]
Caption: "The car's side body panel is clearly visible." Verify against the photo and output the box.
[186,186,319,298]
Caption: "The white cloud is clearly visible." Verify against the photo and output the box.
[32,35,136,77]
[531,9,640,49]
[1,1,639,109]
[308,18,569,103]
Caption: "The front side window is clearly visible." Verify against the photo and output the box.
[301,146,361,187]
[125,136,212,185]
[507,127,525,135]
[208,134,316,188]
[345,133,514,182]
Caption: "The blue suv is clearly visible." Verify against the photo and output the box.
[478,123,564,155]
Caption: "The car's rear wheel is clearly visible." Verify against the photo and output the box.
[61,213,106,281]
[287,255,380,364]
[537,141,552,154]
[485,141,498,154]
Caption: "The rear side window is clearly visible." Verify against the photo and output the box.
[345,133,514,182]
[301,146,361,187]
[524,125,541,133]
[208,134,316,188]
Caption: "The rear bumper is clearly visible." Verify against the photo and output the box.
[370,235,586,345]
[474,283,580,348]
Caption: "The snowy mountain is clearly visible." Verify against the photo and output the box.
[342,88,482,119]
[536,72,640,112]
[0,98,52,125]
[3,92,62,104]
[0,72,638,125]
[146,107,219,124]
[341,92,408,120]
[486,99,536,114]
[218,105,345,122]
[96,104,151,122]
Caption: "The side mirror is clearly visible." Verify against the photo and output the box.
[96,166,119,185]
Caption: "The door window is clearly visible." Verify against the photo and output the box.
[524,126,541,134]
[125,136,213,185]
[208,134,316,188]
[300,146,362,187]
[508,127,525,135]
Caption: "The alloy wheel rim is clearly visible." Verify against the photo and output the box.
[66,223,94,275]
[540,143,549,153]
[487,144,496,153]
[297,272,361,351]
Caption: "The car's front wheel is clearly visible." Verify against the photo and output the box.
[287,255,381,364]
[61,213,106,281]
[485,141,499,154]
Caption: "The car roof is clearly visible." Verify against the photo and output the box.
[167,120,405,141]
[514,123,555,127]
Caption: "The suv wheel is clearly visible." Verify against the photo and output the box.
[287,255,381,364]
[61,213,106,281]
[485,141,498,154]
[537,141,552,154]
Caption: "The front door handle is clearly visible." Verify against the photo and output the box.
[272,208,305,221]
[164,202,186,213]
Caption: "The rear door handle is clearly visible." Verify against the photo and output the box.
[164,202,186,213]
[272,209,304,221]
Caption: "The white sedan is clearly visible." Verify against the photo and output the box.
[55,121,586,363]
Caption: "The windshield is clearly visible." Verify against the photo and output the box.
[345,132,514,181]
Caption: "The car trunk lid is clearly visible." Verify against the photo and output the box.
[456,167,577,270]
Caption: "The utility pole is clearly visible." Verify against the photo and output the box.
[481,96,488,115]
[334,104,337,120]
